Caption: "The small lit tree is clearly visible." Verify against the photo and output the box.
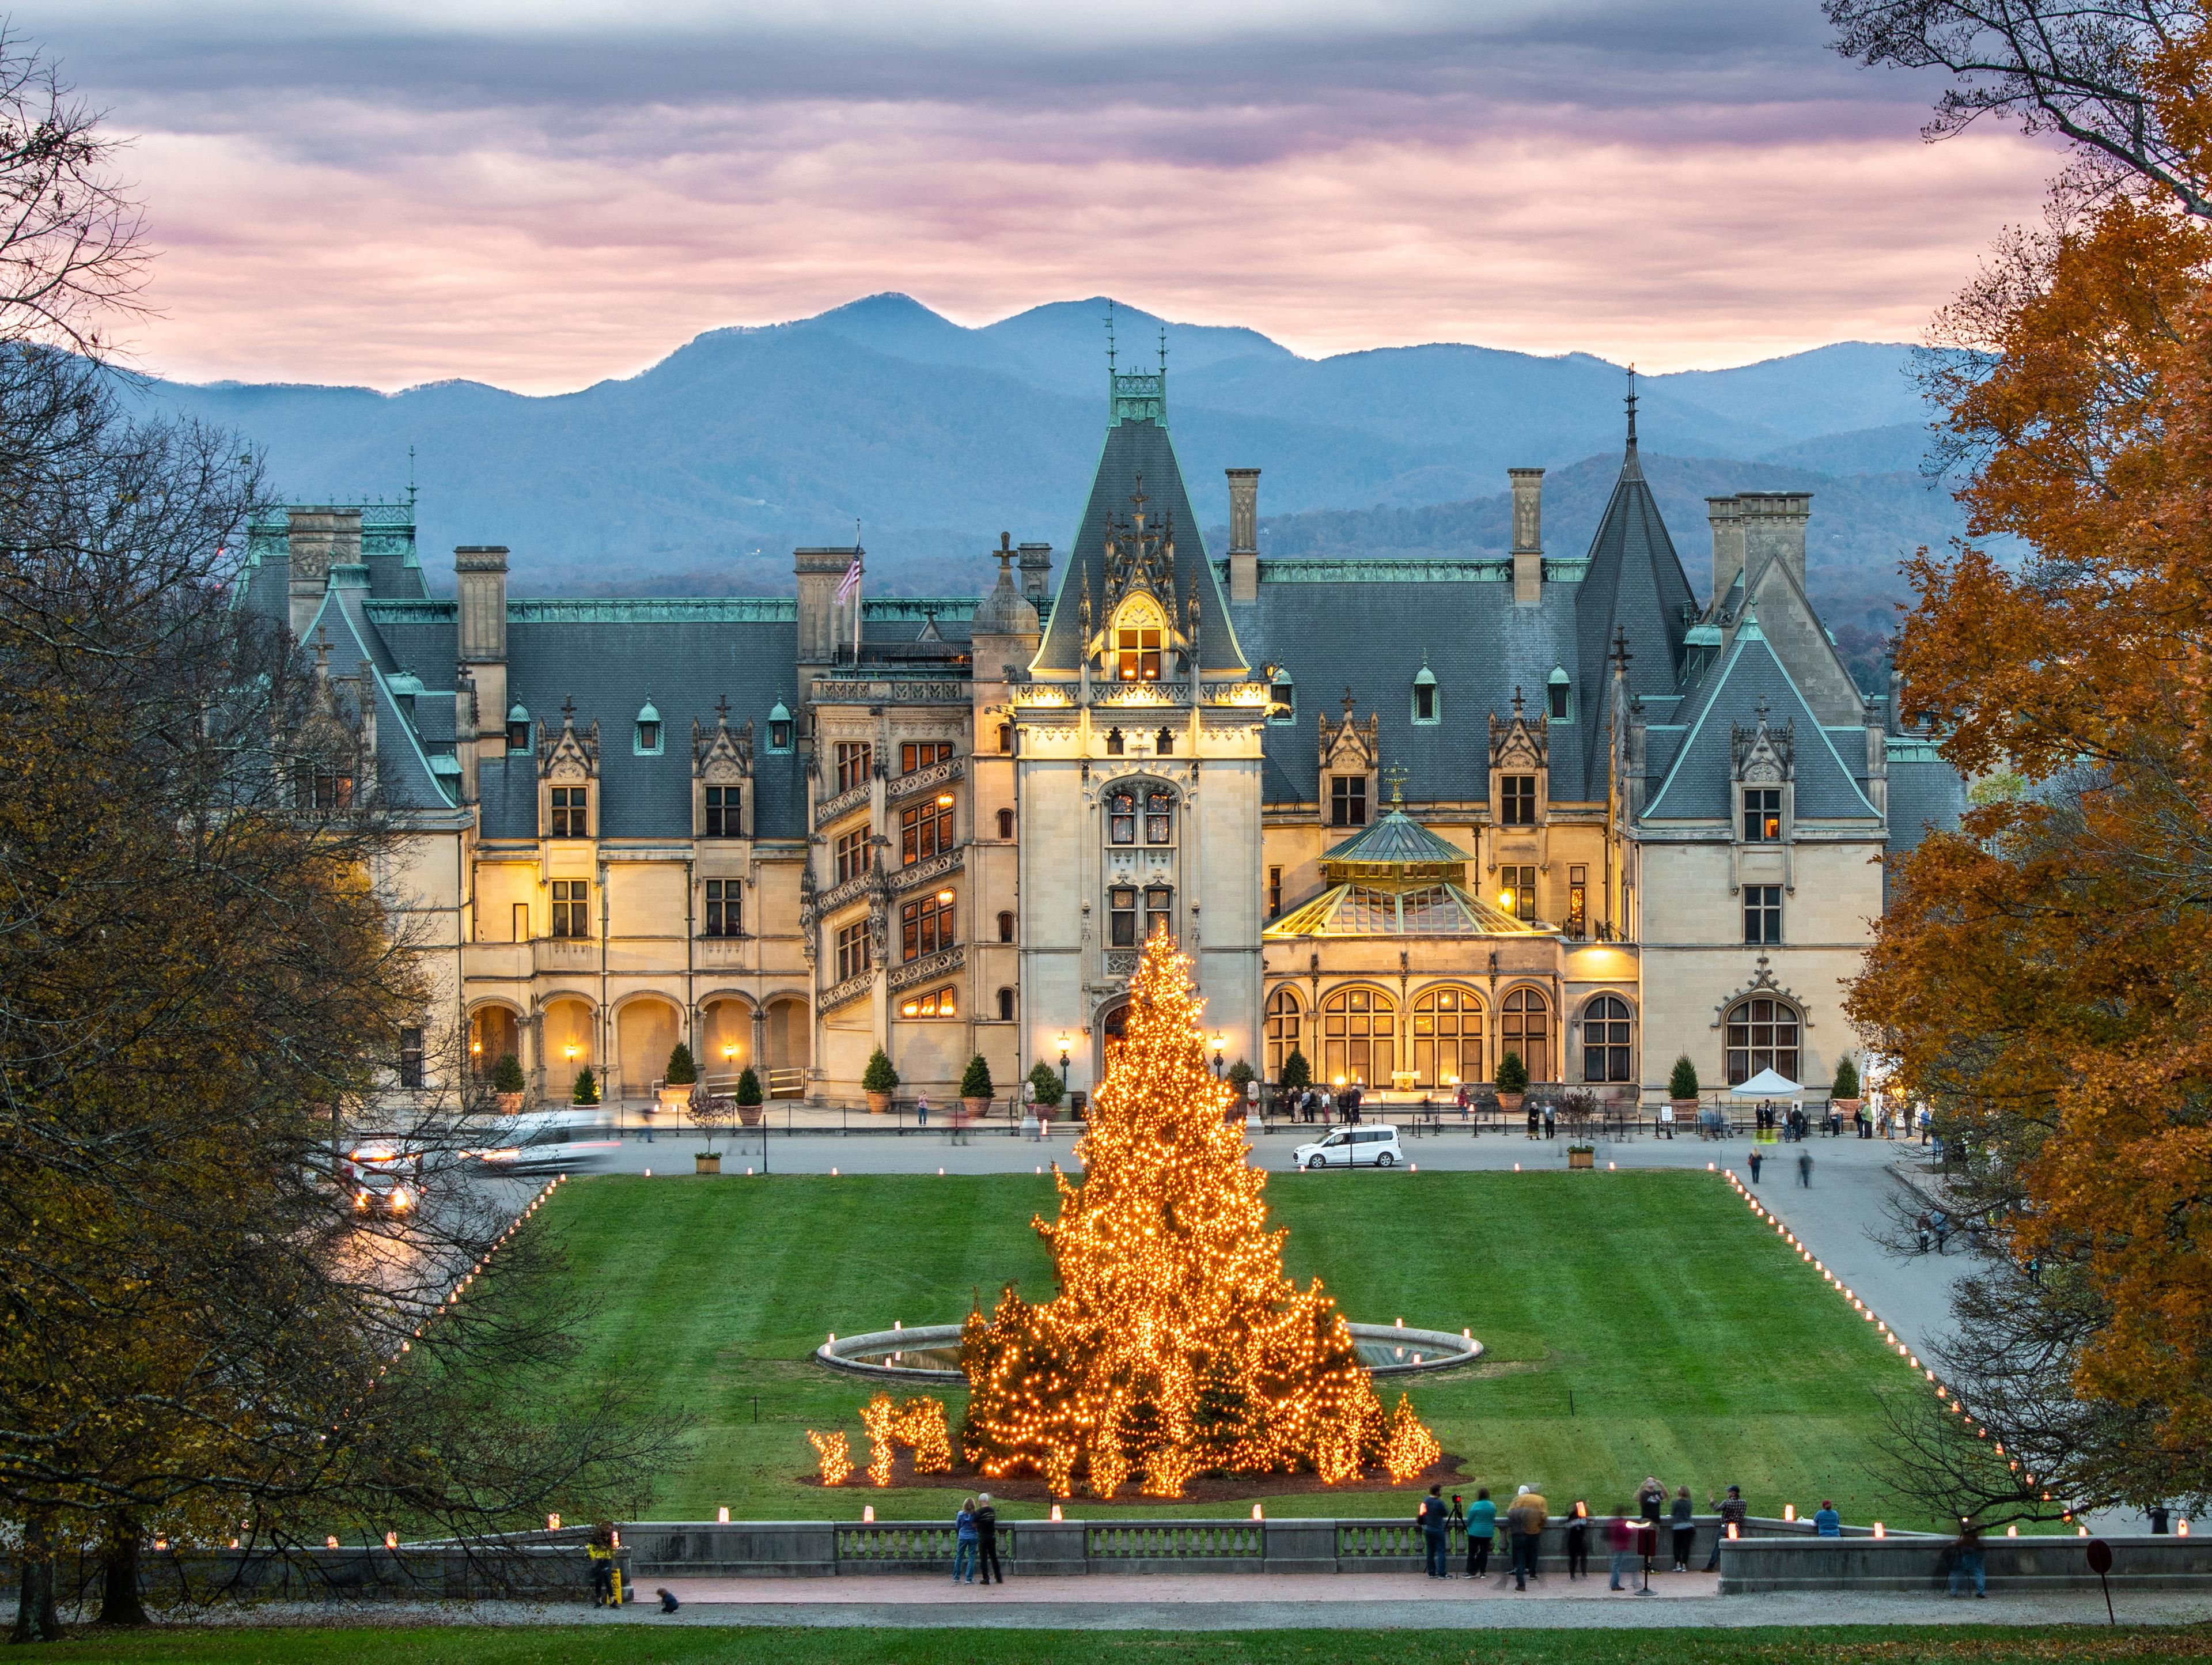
[1027,1061,1065,1108]
[1278,1047,1311,1091]
[1669,1055,1700,1102]
[491,1052,526,1095]
[573,1067,599,1106]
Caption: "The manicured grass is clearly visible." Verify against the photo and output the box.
[520,1170,1926,1524]
[30,1626,2212,1664]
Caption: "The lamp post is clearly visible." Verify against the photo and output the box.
[1056,1031,1071,1098]
[1210,1032,1227,1079]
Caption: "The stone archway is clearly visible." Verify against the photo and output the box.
[616,996,683,1103]
[540,997,596,1101]
[1094,998,1131,1082]
[469,1004,521,1079]
[701,996,756,1083]
[762,995,810,1096]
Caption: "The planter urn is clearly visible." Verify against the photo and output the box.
[866,1091,892,1115]
[963,1096,990,1121]
[658,1084,694,1114]
[1498,1092,1524,1114]
[495,1091,525,1116]
[737,1104,763,1127]
[694,1152,722,1175]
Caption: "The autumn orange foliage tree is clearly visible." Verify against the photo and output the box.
[959,931,1434,1499]
[1843,7,2212,1513]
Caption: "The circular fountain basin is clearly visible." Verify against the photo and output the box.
[816,1321,1482,1382]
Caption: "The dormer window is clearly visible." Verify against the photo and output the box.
[1411,663,1439,725]
[506,704,531,752]
[1547,667,1572,721]
[1744,787,1782,842]
[1113,597,1163,682]
[1269,673,1296,723]
[767,699,793,753]
[634,698,662,756]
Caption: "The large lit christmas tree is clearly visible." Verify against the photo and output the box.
[959,931,1437,1498]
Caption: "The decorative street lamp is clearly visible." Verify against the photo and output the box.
[1056,1031,1072,1095]
[1211,1032,1228,1077]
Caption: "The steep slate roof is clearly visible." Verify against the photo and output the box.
[1642,612,1880,823]
[1574,423,1699,774]
[300,576,457,816]
[1034,370,1248,676]
[1231,566,1588,806]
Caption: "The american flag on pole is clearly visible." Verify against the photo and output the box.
[836,550,863,604]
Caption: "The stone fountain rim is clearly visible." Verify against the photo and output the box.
[814,1320,1482,1383]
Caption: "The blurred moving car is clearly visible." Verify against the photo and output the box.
[465,1109,622,1176]
[344,1143,426,1214]
[1291,1125,1404,1170]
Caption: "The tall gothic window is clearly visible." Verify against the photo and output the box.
[1500,775,1537,826]
[1582,994,1632,1083]
[704,878,741,937]
[1743,787,1782,842]
[1330,775,1367,827]
[1725,996,1800,1085]
[1321,987,1395,1087]
[1266,986,1302,1080]
[835,741,873,792]
[1410,986,1483,1088]
[1501,987,1550,1080]
[1107,789,1137,845]
[550,786,589,839]
[704,784,739,837]
[901,797,953,864]
[1115,601,1162,682]
[1744,885,1783,945]
[835,919,870,981]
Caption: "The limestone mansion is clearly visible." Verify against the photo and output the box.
[243,368,1964,1108]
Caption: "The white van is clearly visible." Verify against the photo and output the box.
[1291,1125,1404,1170]
[464,1109,622,1176]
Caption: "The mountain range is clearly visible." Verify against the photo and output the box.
[126,293,1962,625]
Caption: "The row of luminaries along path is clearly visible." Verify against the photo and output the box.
[805,933,1441,1501]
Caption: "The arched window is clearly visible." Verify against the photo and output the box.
[997,986,1016,1021]
[1156,726,1175,756]
[998,721,1013,754]
[1582,994,1633,1084]
[1105,727,1124,756]
[1725,996,1800,1085]
[1266,986,1302,1079]
[1501,987,1551,1081]
[1411,663,1439,725]
[1411,986,1483,1088]
[997,910,1016,943]
[997,807,1014,839]
[1321,987,1395,1087]
[1107,788,1136,845]
[1145,788,1174,845]
[1114,598,1163,682]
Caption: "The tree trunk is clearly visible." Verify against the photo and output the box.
[96,1518,147,1628]
[11,1509,59,1642]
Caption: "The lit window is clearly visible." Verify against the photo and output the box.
[1108,789,1136,845]
[900,741,953,774]
[1498,865,1536,922]
[1567,864,1587,937]
[1265,986,1301,1078]
[902,891,956,960]
[900,985,958,1019]
[1502,987,1550,1081]
[901,798,953,864]
[1268,865,1282,917]
[1744,787,1782,842]
[835,827,872,883]
[1116,611,1162,681]
[835,741,873,792]
[1145,789,1173,845]
[1145,884,1173,941]
[1109,886,1138,947]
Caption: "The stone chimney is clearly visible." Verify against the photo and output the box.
[1225,467,1261,604]
[1737,491,1810,591]
[1018,543,1053,605]
[1706,497,1744,610]
[1509,468,1543,607]
[454,665,480,804]
[286,508,362,640]
[794,546,858,665]
[454,546,509,753]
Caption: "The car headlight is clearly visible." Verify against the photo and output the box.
[390,1188,413,1211]
[351,1191,368,1210]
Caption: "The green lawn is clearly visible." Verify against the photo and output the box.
[29,1626,2212,1665]
[524,1169,1927,1524]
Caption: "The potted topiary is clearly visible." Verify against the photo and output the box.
[863,1047,898,1115]
[687,1087,734,1174]
[1495,1050,1528,1114]
[661,1042,699,1114]
[1832,1055,1862,1126]
[1669,1054,1700,1121]
[961,1053,994,1120]
[573,1066,599,1107]
[492,1050,527,1115]
[735,1065,764,1126]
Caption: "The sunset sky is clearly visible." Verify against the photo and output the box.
[25,0,2059,394]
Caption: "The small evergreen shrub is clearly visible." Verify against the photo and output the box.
[736,1066,763,1107]
[1495,1051,1529,1095]
[665,1042,698,1086]
[1027,1061,1065,1108]
[1278,1047,1312,1091]
[1669,1055,1700,1101]
[961,1054,994,1099]
[492,1052,526,1094]
[573,1067,599,1106]
[1833,1056,1860,1099]
[1226,1059,1256,1098]
[862,1047,899,1094]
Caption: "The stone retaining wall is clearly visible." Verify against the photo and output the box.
[14,1543,616,1608]
[1719,1534,2211,1594]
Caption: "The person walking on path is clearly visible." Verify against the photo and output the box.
[1948,1519,1987,1598]
[1797,1148,1813,1187]
[1930,1209,1952,1254]
[1464,1488,1496,1579]
[1508,1485,1547,1590]
[952,1498,979,1583]
[974,1493,1003,1586]
[1748,1148,1763,1185]
[1669,1486,1695,1571]
[1705,1485,1747,1571]
[1418,1484,1452,1578]
[1563,1501,1590,1580]
[1606,1509,1635,1591]
[1543,1103,1557,1140]
[1813,1500,1841,1538]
